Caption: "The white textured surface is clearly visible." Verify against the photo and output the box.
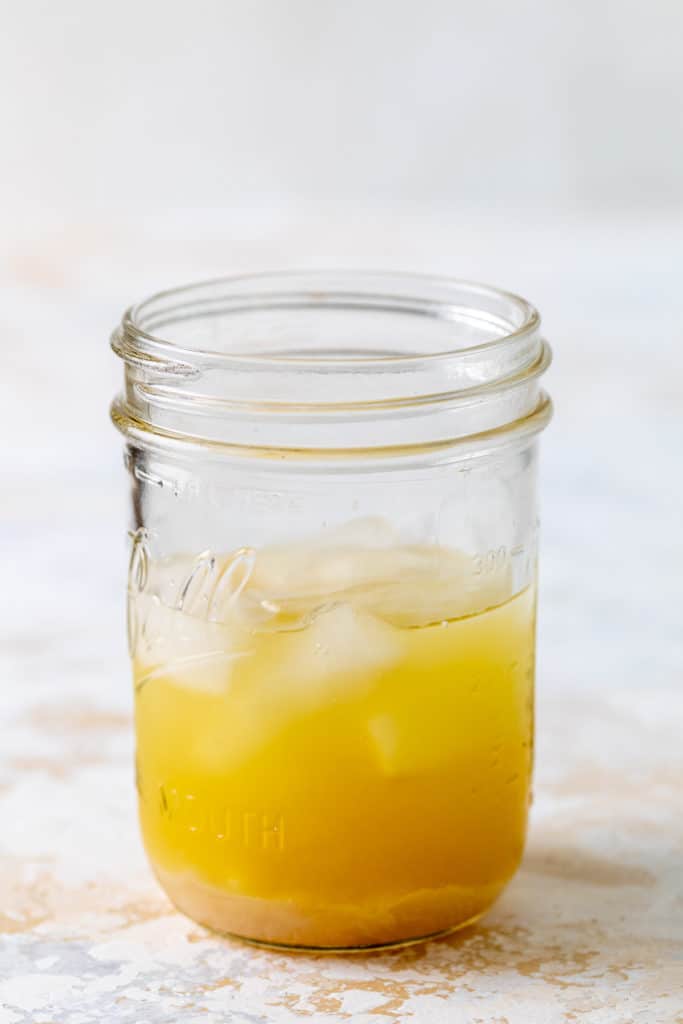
[1,208,682,1022]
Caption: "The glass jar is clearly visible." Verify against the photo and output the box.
[111,271,552,951]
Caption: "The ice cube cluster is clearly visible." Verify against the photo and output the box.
[131,517,512,681]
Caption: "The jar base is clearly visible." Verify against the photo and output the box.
[153,864,502,953]
[211,911,489,955]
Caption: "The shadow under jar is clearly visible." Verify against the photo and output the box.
[111,271,552,951]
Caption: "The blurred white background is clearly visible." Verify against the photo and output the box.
[2,0,683,213]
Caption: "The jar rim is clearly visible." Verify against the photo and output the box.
[113,270,540,371]
[111,270,551,461]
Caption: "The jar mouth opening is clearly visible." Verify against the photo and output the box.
[115,270,540,370]
[111,271,550,459]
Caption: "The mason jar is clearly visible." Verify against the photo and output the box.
[111,271,552,951]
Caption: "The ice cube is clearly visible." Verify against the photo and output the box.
[352,545,512,627]
[304,603,400,681]
[135,521,512,664]
[245,518,397,598]
[137,650,250,695]
[255,602,402,704]
[367,708,455,778]
[235,530,512,632]
[367,714,401,770]
[132,590,250,691]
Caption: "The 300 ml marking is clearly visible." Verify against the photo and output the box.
[472,546,509,575]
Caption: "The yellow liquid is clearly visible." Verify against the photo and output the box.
[134,569,535,950]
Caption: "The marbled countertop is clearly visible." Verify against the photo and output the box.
[2,210,682,1023]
